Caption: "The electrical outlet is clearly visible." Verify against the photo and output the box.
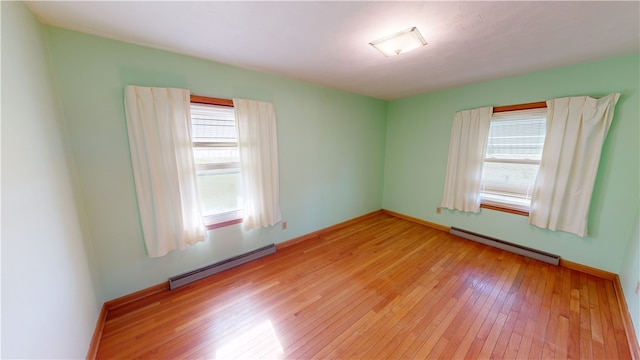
[282,221,287,230]
[436,207,441,214]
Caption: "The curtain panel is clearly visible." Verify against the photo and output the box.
[529,93,620,237]
[124,86,205,257]
[441,106,493,213]
[233,98,282,231]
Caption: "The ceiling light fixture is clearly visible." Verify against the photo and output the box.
[369,27,427,57]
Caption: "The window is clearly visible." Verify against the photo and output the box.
[480,107,547,214]
[190,98,243,229]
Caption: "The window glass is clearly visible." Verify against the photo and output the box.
[480,108,546,212]
[190,103,243,225]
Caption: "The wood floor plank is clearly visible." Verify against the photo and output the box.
[529,264,556,359]
[400,243,490,358]
[568,271,581,359]
[492,261,530,358]
[542,266,564,359]
[588,277,607,359]
[413,287,474,358]
[436,246,511,359]
[605,279,633,359]
[515,318,537,360]
[579,272,594,359]
[597,277,620,360]
[381,248,483,357]
[95,213,633,360]
[464,259,522,359]
[447,255,514,359]
[504,259,538,359]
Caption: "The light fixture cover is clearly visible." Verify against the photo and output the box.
[370,27,427,57]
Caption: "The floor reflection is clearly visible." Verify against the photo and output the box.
[215,319,283,359]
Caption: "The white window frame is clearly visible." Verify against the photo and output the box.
[190,96,243,229]
[480,104,547,215]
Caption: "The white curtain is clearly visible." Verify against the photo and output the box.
[124,86,205,258]
[441,106,493,212]
[529,93,620,237]
[233,98,282,230]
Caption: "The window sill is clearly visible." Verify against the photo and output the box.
[203,209,244,230]
[480,203,529,217]
[205,217,243,230]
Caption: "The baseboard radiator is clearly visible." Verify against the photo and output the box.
[169,244,276,289]
[449,227,560,266]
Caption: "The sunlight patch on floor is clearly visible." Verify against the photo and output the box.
[216,319,284,359]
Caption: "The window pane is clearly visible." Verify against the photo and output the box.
[481,162,539,198]
[196,168,242,216]
[191,104,236,144]
[190,102,243,223]
[193,147,239,165]
[481,108,546,212]
[486,117,546,161]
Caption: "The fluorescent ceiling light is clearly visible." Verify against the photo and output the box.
[369,27,427,57]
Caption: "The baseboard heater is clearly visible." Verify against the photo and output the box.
[449,227,560,266]
[169,244,276,289]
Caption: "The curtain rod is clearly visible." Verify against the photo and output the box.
[190,95,234,107]
[493,101,546,113]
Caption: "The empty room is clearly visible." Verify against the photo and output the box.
[2,1,639,359]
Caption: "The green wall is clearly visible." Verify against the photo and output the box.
[45,27,388,300]
[384,54,639,274]
[1,2,102,358]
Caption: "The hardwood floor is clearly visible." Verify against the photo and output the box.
[96,213,632,359]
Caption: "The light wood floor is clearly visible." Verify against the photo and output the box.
[96,213,632,359]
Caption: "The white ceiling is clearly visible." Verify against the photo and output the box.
[26,1,640,100]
